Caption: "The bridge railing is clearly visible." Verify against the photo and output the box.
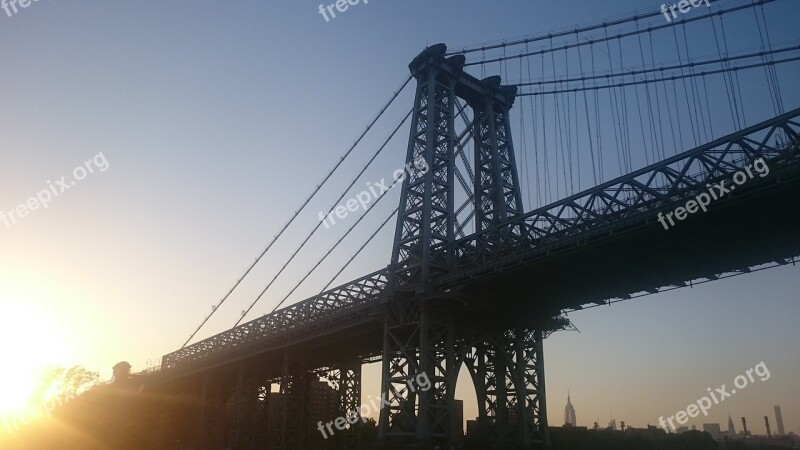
[162,269,390,370]
[449,108,800,277]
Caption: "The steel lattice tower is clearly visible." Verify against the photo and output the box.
[380,43,550,449]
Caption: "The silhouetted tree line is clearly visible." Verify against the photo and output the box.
[462,427,720,450]
[546,428,718,450]
[0,366,380,450]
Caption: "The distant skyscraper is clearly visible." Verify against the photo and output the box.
[727,415,736,437]
[564,394,576,426]
[774,405,785,436]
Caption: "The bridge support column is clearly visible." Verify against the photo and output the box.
[194,378,209,447]
[276,356,310,450]
[468,338,506,442]
[508,329,549,448]
[227,366,258,449]
[319,362,363,450]
[467,329,550,449]
[251,383,271,449]
[378,298,458,448]
[390,45,460,291]
[471,80,523,232]
[338,363,362,450]
[193,375,227,450]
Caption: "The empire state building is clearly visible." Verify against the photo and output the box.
[564,394,577,426]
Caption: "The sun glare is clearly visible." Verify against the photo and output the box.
[0,296,67,417]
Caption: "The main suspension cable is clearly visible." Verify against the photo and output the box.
[320,207,398,293]
[234,108,413,326]
[517,56,800,96]
[447,0,746,55]
[514,44,800,89]
[267,176,403,315]
[462,1,777,67]
[180,75,412,347]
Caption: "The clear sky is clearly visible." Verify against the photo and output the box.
[0,0,798,437]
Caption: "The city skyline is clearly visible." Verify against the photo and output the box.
[558,389,793,438]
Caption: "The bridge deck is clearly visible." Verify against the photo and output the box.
[155,108,800,384]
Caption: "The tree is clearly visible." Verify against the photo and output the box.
[28,365,100,408]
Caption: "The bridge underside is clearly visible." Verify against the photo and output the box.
[456,167,800,324]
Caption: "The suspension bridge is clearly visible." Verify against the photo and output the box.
[124,1,800,448]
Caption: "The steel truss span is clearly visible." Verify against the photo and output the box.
[165,107,800,374]
[447,108,800,283]
[162,270,390,370]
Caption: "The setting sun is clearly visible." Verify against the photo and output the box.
[0,296,67,417]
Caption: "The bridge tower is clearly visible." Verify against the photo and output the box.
[380,44,549,449]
